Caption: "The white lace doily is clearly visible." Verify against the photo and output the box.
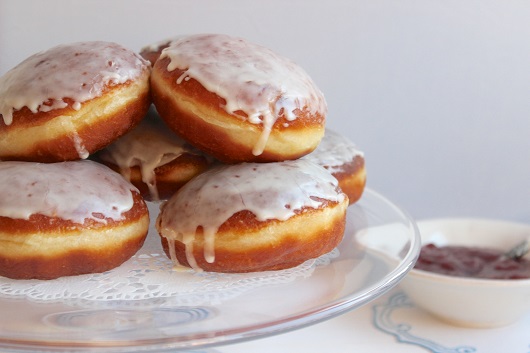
[0,215,338,308]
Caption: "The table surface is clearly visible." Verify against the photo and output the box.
[211,287,530,353]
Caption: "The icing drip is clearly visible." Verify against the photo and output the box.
[302,129,364,174]
[98,110,208,201]
[0,41,150,126]
[0,160,136,224]
[157,159,345,269]
[160,34,327,155]
[72,132,90,159]
[60,118,90,159]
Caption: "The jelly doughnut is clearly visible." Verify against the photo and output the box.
[0,160,149,280]
[302,129,366,204]
[150,33,327,163]
[140,38,175,65]
[0,41,151,162]
[95,107,214,201]
[156,159,348,273]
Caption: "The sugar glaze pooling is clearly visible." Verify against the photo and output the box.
[98,110,209,201]
[302,129,364,174]
[160,34,327,155]
[157,159,346,270]
[0,41,150,126]
[0,160,136,224]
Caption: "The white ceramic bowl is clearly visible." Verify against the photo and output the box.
[399,218,530,328]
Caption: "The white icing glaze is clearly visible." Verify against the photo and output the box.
[302,129,364,174]
[0,41,150,126]
[61,118,90,159]
[159,34,327,155]
[157,159,345,269]
[0,160,136,224]
[98,109,208,200]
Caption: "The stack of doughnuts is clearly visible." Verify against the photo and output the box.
[0,41,151,279]
[0,34,366,277]
[146,34,365,272]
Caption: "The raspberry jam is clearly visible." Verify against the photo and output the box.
[414,244,530,279]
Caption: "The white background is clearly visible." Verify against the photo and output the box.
[1,0,529,223]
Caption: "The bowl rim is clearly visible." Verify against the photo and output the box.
[408,267,530,286]
[410,217,530,286]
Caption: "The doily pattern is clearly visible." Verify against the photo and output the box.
[0,228,338,307]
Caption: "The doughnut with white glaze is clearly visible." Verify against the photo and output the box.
[302,129,366,204]
[156,159,348,273]
[0,160,149,280]
[150,34,327,163]
[0,41,151,162]
[140,38,175,66]
[94,107,214,201]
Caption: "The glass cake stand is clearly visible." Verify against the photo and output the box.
[0,188,420,352]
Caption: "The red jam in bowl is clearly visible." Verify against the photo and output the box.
[414,244,530,280]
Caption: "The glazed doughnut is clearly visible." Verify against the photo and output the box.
[156,159,348,273]
[94,107,214,201]
[302,129,366,204]
[0,41,151,162]
[0,160,149,280]
[150,33,327,163]
[140,38,175,66]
